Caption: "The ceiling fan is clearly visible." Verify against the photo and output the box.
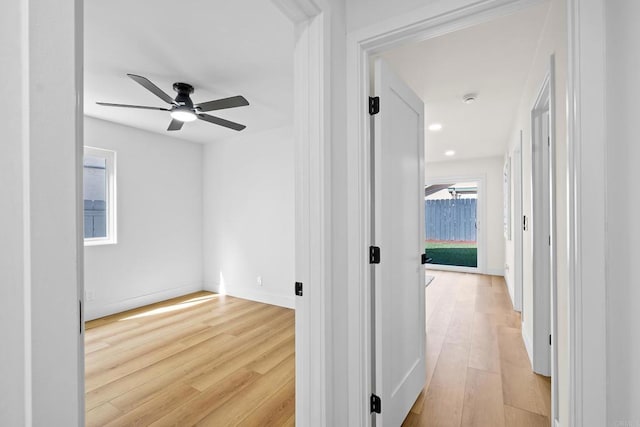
[96,74,249,131]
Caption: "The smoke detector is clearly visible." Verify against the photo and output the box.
[462,93,477,104]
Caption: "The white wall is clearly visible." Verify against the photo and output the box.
[426,156,505,275]
[1,1,29,423]
[606,1,640,424]
[504,0,568,423]
[0,0,84,424]
[83,117,203,320]
[202,126,295,308]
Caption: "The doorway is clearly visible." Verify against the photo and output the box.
[425,180,481,270]
[361,2,557,425]
[79,0,328,425]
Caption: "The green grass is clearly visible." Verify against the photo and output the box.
[425,241,477,249]
[424,241,477,267]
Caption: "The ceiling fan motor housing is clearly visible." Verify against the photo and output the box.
[173,82,194,107]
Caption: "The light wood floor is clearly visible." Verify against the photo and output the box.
[84,271,548,427]
[403,271,551,426]
[84,292,295,426]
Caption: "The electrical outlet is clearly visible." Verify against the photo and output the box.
[257,276,262,287]
[86,290,95,301]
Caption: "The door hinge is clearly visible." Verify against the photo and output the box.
[549,235,551,246]
[549,334,552,346]
[369,246,381,264]
[295,282,303,296]
[421,253,431,265]
[523,215,527,231]
[369,96,380,115]
[79,299,83,335]
[370,394,382,414]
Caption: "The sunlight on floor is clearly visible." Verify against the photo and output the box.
[118,294,218,321]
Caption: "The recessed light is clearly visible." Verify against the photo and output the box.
[462,93,477,104]
[428,123,443,131]
[445,150,455,156]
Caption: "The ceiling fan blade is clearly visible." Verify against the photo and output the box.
[96,102,169,111]
[196,95,249,112]
[167,119,184,131]
[198,113,246,131]
[127,74,175,105]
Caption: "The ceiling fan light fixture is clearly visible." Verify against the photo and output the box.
[170,108,197,122]
[97,74,248,131]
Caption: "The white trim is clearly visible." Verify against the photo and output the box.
[272,0,330,425]
[204,281,295,309]
[21,0,33,419]
[513,134,523,312]
[566,1,607,426]
[425,174,485,274]
[347,1,552,425]
[530,68,552,377]
[530,57,560,424]
[426,264,480,274]
[548,54,560,427]
[486,268,506,277]
[84,283,204,321]
[522,326,534,368]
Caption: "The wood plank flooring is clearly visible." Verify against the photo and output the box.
[84,292,295,426]
[403,271,551,427]
[84,271,548,426]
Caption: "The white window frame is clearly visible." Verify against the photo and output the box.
[83,146,117,246]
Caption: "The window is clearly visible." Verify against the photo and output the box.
[84,147,117,245]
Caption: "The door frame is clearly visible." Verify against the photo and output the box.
[346,0,607,425]
[272,1,331,425]
[513,133,524,313]
[566,1,607,425]
[530,65,553,377]
[530,59,558,424]
[346,2,549,423]
[424,175,485,274]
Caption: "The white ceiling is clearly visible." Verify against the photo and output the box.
[378,3,550,163]
[84,0,294,144]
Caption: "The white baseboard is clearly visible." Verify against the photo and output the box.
[503,273,518,311]
[204,282,295,309]
[85,282,203,321]
[424,265,505,277]
[486,267,505,277]
[521,327,534,368]
[425,264,479,274]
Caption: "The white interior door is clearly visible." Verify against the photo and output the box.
[372,58,426,426]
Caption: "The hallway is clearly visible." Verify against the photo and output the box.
[403,272,550,426]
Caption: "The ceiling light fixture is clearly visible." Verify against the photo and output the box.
[445,150,456,156]
[428,123,443,131]
[170,107,197,122]
[462,93,477,104]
